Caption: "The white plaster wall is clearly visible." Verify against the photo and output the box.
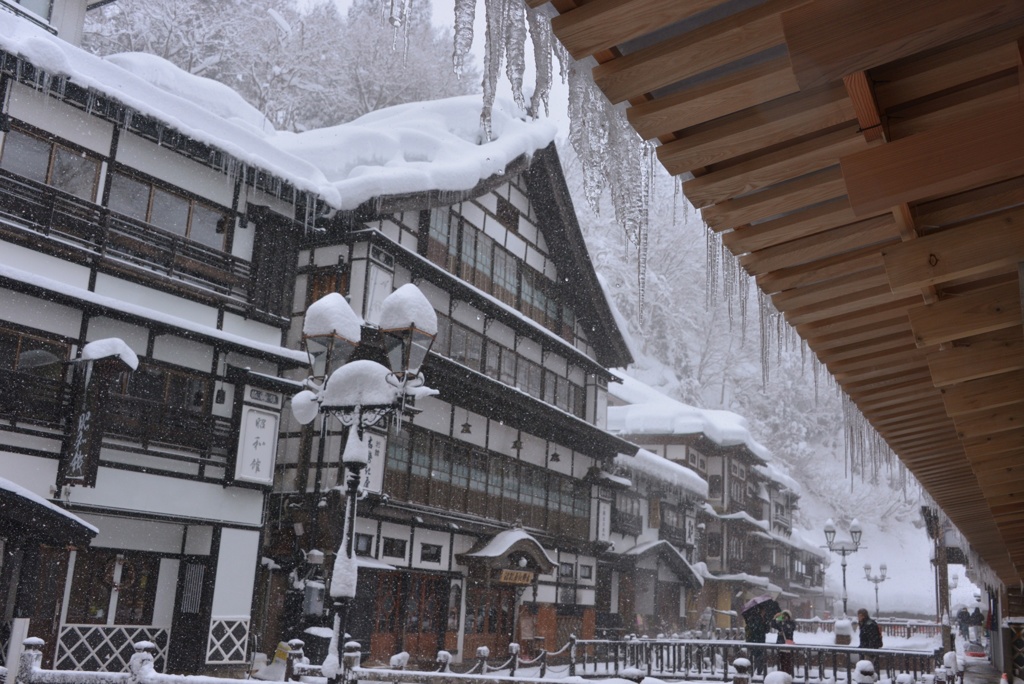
[2,452,58,498]
[210,528,260,617]
[152,558,180,628]
[487,421,517,457]
[412,399,450,435]
[86,317,150,357]
[65,468,264,526]
[79,514,184,553]
[152,334,214,372]
[7,83,112,155]
[93,274,219,328]
[0,287,82,339]
[0,241,91,290]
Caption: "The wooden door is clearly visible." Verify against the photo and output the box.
[463,584,515,659]
[26,544,68,667]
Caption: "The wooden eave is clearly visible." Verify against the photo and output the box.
[540,0,1024,586]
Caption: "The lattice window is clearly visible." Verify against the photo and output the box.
[55,625,169,672]
[0,619,11,667]
[206,618,249,664]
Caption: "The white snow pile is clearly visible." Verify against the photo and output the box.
[615,448,708,498]
[608,370,771,460]
[0,12,557,211]
[376,283,438,335]
[80,337,139,370]
[303,292,364,340]
[322,360,402,408]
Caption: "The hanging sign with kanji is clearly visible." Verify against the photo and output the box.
[234,405,279,486]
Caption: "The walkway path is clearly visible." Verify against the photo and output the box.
[961,654,1003,684]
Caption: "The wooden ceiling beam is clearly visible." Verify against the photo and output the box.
[843,71,885,142]
[954,404,1024,439]
[815,331,916,363]
[549,0,723,60]
[801,313,910,347]
[741,213,898,275]
[685,126,873,210]
[754,246,885,295]
[783,285,907,326]
[908,280,1022,347]
[927,328,1024,386]
[882,206,1024,294]
[770,266,889,311]
[703,166,847,232]
[841,367,932,393]
[780,0,1024,90]
[658,83,855,175]
[941,369,1024,416]
[807,318,911,354]
[629,56,799,140]
[593,0,807,105]
[962,427,1024,458]
[915,176,1024,230]
[841,101,1024,216]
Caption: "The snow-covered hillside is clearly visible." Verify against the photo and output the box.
[565,147,982,618]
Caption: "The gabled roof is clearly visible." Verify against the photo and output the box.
[0,477,97,548]
[622,540,704,588]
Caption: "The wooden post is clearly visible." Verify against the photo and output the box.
[17,637,44,684]
[342,641,361,684]
[733,656,751,684]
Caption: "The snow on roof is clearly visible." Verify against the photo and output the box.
[80,337,139,370]
[0,13,557,211]
[0,263,308,364]
[755,462,802,495]
[614,449,708,498]
[622,540,704,587]
[462,528,557,566]
[0,476,98,534]
[701,503,770,532]
[607,370,770,461]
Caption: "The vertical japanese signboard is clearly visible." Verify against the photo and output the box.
[58,357,132,488]
[231,385,282,487]
[361,429,387,494]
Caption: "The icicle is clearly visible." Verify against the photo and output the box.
[503,0,527,110]
[526,5,553,117]
[759,289,770,388]
[479,0,507,140]
[452,0,477,80]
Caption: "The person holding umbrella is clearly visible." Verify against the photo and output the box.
[742,595,780,676]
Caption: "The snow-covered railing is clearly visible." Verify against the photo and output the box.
[794,619,943,639]
[12,639,244,684]
[296,636,937,684]
[571,636,938,683]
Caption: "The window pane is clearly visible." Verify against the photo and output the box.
[51,146,98,200]
[16,337,65,380]
[17,0,51,19]
[150,187,189,236]
[113,554,160,625]
[189,202,227,250]
[0,129,50,184]
[108,174,150,222]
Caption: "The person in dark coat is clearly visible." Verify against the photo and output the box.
[956,607,971,639]
[856,608,883,649]
[774,610,796,675]
[744,605,771,675]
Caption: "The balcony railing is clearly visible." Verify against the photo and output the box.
[0,367,67,425]
[0,170,251,299]
[105,394,232,455]
[611,509,642,537]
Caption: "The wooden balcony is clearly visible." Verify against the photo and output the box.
[0,170,251,301]
[0,367,67,425]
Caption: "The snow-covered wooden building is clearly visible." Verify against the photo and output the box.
[265,102,637,664]
[0,4,309,674]
[607,375,828,628]
[0,0,638,673]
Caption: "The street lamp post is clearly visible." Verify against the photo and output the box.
[822,518,864,617]
[292,284,438,682]
[863,563,888,616]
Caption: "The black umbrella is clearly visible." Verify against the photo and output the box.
[741,594,781,619]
